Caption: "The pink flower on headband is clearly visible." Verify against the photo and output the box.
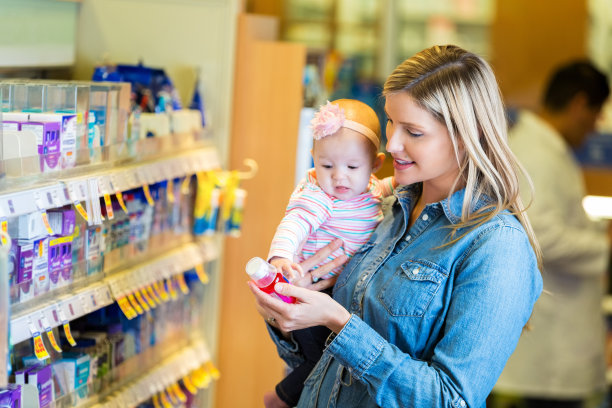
[311,101,345,140]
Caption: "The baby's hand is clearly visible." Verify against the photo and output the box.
[269,257,304,282]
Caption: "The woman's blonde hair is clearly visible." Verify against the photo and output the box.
[383,45,542,268]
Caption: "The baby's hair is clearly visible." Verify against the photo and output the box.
[311,99,382,162]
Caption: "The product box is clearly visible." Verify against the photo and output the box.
[0,384,22,408]
[27,365,53,408]
[48,209,76,236]
[60,241,73,286]
[15,241,34,302]
[32,237,49,297]
[86,226,102,276]
[14,364,38,384]
[51,353,90,402]
[21,121,61,172]
[29,113,77,169]
[7,212,49,241]
[2,121,20,131]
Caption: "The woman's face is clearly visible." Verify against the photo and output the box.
[385,92,463,202]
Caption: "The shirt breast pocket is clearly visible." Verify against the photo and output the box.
[378,260,447,317]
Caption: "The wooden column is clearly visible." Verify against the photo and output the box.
[216,14,306,408]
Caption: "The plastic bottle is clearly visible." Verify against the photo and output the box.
[246,257,296,304]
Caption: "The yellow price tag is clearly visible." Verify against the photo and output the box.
[41,212,54,235]
[117,296,138,319]
[143,184,155,207]
[181,176,192,195]
[116,192,128,214]
[140,288,156,308]
[167,278,178,300]
[33,333,50,360]
[74,202,89,222]
[154,281,169,302]
[176,274,189,295]
[103,194,114,220]
[134,290,151,312]
[160,391,172,408]
[152,394,162,408]
[182,375,198,394]
[205,361,220,380]
[45,328,62,352]
[63,321,77,346]
[146,285,161,305]
[172,383,187,403]
[127,293,144,315]
[167,179,175,203]
[195,264,209,284]
[1,219,9,246]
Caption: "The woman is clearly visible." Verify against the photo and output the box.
[249,45,543,408]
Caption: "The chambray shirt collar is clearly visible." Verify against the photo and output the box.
[394,183,491,225]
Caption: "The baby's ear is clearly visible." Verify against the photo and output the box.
[372,152,386,173]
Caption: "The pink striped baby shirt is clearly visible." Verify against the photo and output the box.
[268,169,394,278]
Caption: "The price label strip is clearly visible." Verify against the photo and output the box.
[127,292,145,315]
[142,184,155,207]
[146,284,161,305]
[0,218,9,246]
[176,273,189,295]
[41,315,62,353]
[181,176,192,195]
[160,391,172,408]
[171,383,187,403]
[134,289,151,312]
[104,194,114,220]
[195,264,209,284]
[29,321,50,360]
[40,211,54,235]
[167,179,175,203]
[140,287,157,309]
[154,281,169,303]
[58,308,77,346]
[167,278,178,300]
[182,375,198,395]
[116,295,138,320]
[205,361,220,380]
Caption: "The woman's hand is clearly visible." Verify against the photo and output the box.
[292,238,349,289]
[248,280,351,334]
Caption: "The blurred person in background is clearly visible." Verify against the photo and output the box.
[492,61,611,408]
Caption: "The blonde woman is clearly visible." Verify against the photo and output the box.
[249,45,543,408]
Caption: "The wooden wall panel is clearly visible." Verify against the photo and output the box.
[491,0,588,110]
[216,14,306,408]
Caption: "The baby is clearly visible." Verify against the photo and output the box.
[264,99,395,408]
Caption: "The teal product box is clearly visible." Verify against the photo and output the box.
[51,353,90,402]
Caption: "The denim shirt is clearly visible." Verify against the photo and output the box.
[269,184,543,408]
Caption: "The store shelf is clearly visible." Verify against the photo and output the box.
[9,240,218,345]
[92,340,215,408]
[0,147,220,220]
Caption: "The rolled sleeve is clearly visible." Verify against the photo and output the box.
[266,323,305,369]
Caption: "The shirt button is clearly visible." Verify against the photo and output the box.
[422,214,429,221]
[460,400,466,407]
[405,235,411,241]
[412,268,419,275]
[361,275,368,281]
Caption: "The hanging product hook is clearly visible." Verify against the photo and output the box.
[237,158,258,180]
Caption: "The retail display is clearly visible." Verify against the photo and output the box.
[0,79,243,407]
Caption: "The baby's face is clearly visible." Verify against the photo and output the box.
[313,128,375,200]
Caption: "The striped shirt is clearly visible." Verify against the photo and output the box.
[269,169,394,278]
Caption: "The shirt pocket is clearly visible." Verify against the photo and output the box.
[334,242,375,290]
[378,260,448,317]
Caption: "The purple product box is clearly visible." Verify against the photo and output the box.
[20,121,61,172]
[2,121,21,131]
[32,238,49,297]
[48,209,76,236]
[14,365,39,384]
[60,242,73,285]
[0,384,22,408]
[8,240,20,303]
[27,365,53,408]
[48,239,62,291]
[16,241,34,302]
